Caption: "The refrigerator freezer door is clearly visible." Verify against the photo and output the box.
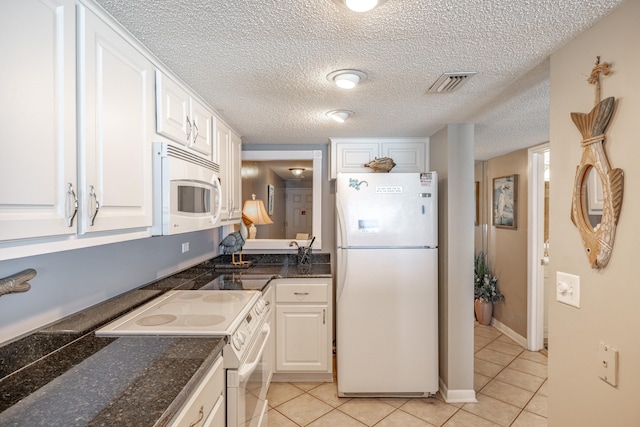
[336,172,437,248]
[336,247,438,396]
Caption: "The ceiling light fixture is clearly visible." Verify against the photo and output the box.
[326,110,353,123]
[344,0,379,12]
[327,69,367,89]
[289,168,305,177]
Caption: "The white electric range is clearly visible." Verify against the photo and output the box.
[96,289,272,427]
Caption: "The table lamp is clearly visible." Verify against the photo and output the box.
[242,194,273,239]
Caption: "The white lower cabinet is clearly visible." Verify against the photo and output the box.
[170,355,225,427]
[274,278,332,380]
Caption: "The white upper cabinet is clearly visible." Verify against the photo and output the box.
[78,5,154,234]
[329,137,430,179]
[0,1,156,259]
[0,0,77,241]
[156,71,216,159]
[217,121,242,223]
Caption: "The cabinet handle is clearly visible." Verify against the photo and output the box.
[186,115,193,142]
[66,183,78,227]
[323,309,326,325]
[192,119,199,143]
[187,405,204,427]
[294,292,309,296]
[89,185,100,226]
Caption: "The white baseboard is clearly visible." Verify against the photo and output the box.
[439,378,477,403]
[491,317,527,349]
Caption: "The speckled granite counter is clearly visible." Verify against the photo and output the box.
[0,335,224,427]
[0,253,331,426]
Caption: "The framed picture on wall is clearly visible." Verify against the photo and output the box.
[475,181,480,226]
[493,174,518,229]
[267,184,274,215]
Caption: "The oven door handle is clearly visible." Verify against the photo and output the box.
[238,323,271,383]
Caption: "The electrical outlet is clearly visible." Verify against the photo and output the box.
[556,271,580,308]
[181,242,189,253]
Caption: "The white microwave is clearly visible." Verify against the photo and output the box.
[152,142,222,236]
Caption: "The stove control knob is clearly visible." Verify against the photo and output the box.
[232,335,242,350]
[255,300,265,314]
[233,331,247,350]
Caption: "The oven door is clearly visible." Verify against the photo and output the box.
[227,323,272,427]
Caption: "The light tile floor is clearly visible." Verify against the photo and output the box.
[267,323,548,426]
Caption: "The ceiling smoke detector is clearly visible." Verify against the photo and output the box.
[428,72,477,93]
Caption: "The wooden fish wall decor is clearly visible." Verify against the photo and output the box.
[364,157,396,172]
[570,57,624,269]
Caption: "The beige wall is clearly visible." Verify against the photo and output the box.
[433,124,476,401]
[549,1,640,424]
[486,149,529,338]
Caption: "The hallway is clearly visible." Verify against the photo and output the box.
[267,323,548,426]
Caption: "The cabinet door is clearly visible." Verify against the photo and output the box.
[155,71,190,146]
[228,131,243,220]
[216,122,232,220]
[382,141,427,173]
[189,98,215,158]
[276,305,328,371]
[78,6,154,234]
[0,0,76,241]
[331,142,378,179]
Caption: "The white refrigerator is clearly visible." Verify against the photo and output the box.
[336,172,438,397]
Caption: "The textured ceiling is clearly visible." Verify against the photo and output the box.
[95,0,624,160]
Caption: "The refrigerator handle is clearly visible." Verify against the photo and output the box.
[336,201,347,302]
[336,248,347,302]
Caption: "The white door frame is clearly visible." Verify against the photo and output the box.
[527,143,549,351]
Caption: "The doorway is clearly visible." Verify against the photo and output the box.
[527,143,550,351]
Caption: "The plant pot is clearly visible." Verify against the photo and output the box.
[474,299,493,325]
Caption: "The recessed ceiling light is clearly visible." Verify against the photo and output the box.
[344,0,380,12]
[326,110,354,123]
[327,69,367,89]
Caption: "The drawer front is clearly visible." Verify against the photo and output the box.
[276,283,328,303]
[170,356,224,427]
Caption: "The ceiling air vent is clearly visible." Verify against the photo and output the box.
[428,72,477,93]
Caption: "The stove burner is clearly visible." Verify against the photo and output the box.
[176,292,204,299]
[136,314,177,326]
[185,314,226,327]
[203,293,244,303]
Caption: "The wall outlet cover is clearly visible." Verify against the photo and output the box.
[556,271,580,308]
[598,342,618,387]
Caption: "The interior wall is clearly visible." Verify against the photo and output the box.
[242,162,286,239]
[432,124,475,401]
[0,230,221,345]
[549,1,640,424]
[485,148,529,338]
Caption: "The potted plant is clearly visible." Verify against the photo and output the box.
[474,252,504,325]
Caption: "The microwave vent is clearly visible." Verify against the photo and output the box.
[165,145,220,173]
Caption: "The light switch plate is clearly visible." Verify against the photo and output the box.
[598,342,618,386]
[556,271,580,308]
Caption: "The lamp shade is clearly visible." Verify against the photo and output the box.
[242,194,273,238]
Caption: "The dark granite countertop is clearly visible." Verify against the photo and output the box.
[0,253,331,426]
